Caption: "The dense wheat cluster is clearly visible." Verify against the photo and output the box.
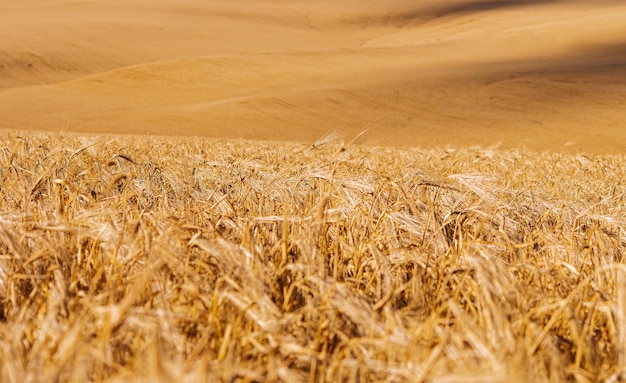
[0,133,625,382]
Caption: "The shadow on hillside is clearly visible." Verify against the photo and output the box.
[357,0,561,27]
[478,42,626,80]
[432,0,559,17]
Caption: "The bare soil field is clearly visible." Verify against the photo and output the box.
[1,0,625,152]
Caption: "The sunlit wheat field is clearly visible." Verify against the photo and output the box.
[0,133,625,382]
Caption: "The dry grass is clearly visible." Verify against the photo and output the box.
[0,132,625,382]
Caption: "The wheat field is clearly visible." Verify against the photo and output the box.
[0,132,625,382]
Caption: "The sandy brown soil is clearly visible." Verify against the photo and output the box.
[1,0,625,153]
